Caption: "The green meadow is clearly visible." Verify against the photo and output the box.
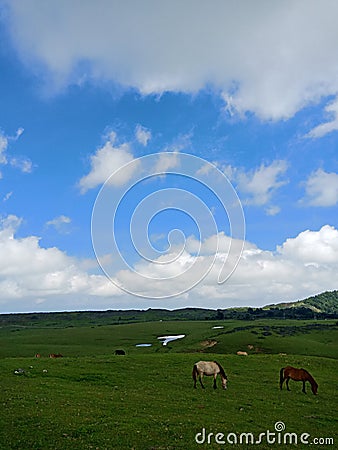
[0,319,337,449]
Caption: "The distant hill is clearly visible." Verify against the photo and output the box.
[265,290,338,315]
[0,290,337,327]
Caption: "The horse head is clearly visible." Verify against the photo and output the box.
[221,375,228,390]
[311,382,318,395]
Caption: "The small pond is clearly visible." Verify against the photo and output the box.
[157,334,185,346]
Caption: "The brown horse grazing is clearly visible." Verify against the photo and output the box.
[280,366,318,395]
[193,361,228,390]
[35,353,41,358]
[49,353,63,358]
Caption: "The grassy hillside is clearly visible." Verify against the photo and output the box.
[265,290,338,314]
[0,318,337,449]
[0,319,337,359]
[297,290,338,314]
[1,353,337,448]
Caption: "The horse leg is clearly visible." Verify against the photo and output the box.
[280,376,285,390]
[193,371,197,389]
[192,365,198,388]
[213,374,217,389]
[279,367,285,390]
[286,377,291,391]
[199,374,205,389]
[302,381,306,394]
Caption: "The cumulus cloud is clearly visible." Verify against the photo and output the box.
[302,168,338,206]
[46,215,72,234]
[225,160,288,213]
[306,98,338,138]
[0,132,8,164]
[154,151,180,173]
[78,132,139,193]
[135,124,151,146]
[9,157,33,173]
[112,225,338,307]
[265,205,281,216]
[0,215,119,308]
[278,225,338,264]
[0,127,33,174]
[5,1,338,120]
[236,160,288,206]
[0,215,336,311]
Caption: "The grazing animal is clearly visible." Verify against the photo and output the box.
[280,366,318,395]
[114,349,126,355]
[192,361,227,390]
[236,351,248,356]
[49,353,63,358]
[35,353,41,358]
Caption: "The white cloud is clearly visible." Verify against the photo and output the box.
[3,192,13,202]
[154,151,180,173]
[10,157,33,173]
[278,225,338,264]
[0,127,33,173]
[306,98,338,138]
[46,215,72,234]
[233,160,288,208]
[302,168,338,206]
[135,124,151,146]
[15,127,24,138]
[0,132,8,164]
[0,215,119,308]
[46,215,71,226]
[111,225,338,307]
[265,205,281,216]
[6,1,338,120]
[78,132,139,193]
[0,215,337,311]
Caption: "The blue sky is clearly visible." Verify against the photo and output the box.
[0,1,338,313]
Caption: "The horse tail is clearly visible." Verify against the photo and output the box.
[214,361,227,379]
[280,367,285,387]
[192,364,198,381]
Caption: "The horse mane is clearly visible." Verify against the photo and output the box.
[213,361,227,379]
[301,368,318,388]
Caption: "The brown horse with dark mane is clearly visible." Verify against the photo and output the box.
[280,366,318,395]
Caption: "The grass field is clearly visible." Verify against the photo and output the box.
[0,319,337,449]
